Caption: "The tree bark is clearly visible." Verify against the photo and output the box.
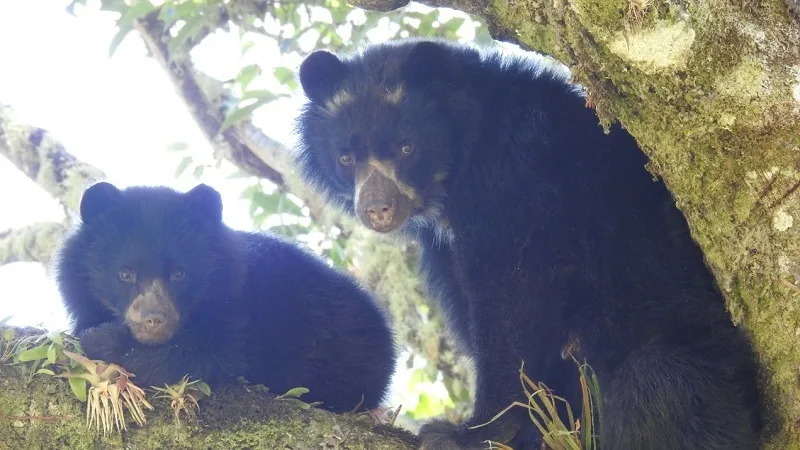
[0,103,107,266]
[344,0,800,446]
[0,325,418,449]
[0,223,68,267]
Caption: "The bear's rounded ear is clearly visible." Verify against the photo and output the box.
[402,41,456,88]
[299,50,347,104]
[186,183,223,222]
[80,182,123,223]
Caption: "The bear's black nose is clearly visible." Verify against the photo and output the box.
[143,312,166,330]
[364,200,395,229]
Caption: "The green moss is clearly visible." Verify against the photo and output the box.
[480,0,800,446]
[569,0,628,38]
[0,332,417,449]
[489,0,561,60]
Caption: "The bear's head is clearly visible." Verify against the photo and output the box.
[74,182,242,345]
[295,39,481,234]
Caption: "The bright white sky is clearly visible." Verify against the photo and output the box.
[0,0,489,414]
[0,0,485,331]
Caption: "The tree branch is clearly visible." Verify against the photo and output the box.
[0,104,106,213]
[132,13,285,187]
[0,223,68,266]
[0,325,418,449]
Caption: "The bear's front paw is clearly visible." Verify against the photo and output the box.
[418,417,522,450]
[79,322,133,364]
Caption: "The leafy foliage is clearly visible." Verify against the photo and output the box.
[152,375,212,425]
[66,0,490,422]
[1,327,155,434]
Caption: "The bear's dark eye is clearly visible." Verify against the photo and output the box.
[170,268,186,282]
[338,154,354,166]
[119,268,136,283]
[400,144,413,156]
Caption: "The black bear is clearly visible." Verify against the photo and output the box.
[55,182,397,413]
[293,38,763,448]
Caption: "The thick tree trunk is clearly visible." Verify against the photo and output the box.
[344,0,800,447]
[0,326,418,449]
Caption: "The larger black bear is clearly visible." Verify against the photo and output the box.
[294,39,763,448]
[55,182,396,413]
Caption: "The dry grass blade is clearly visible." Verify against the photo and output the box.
[466,361,602,450]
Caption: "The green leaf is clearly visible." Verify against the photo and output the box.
[192,165,205,179]
[278,387,309,399]
[168,16,208,54]
[18,344,49,362]
[65,0,87,16]
[241,40,255,56]
[165,141,190,152]
[219,99,269,132]
[239,184,263,201]
[118,0,156,28]
[98,0,128,14]
[47,331,64,346]
[273,67,297,90]
[251,191,304,217]
[174,155,193,178]
[3,328,15,342]
[414,393,434,418]
[69,377,88,402]
[35,368,55,376]
[194,381,212,396]
[251,191,280,215]
[108,25,133,58]
[330,7,350,23]
[241,90,277,102]
[329,241,348,268]
[281,398,314,409]
[72,341,84,357]
[442,17,465,35]
[236,64,262,91]
[46,344,57,364]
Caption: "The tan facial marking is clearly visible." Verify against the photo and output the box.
[124,279,180,345]
[324,90,353,115]
[432,170,449,182]
[383,85,405,104]
[366,157,420,205]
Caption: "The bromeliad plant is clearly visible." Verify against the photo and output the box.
[60,350,153,435]
[151,375,211,426]
[2,327,156,435]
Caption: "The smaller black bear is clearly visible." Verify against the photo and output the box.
[55,182,396,413]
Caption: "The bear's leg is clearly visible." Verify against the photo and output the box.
[80,315,248,387]
[418,293,568,450]
[602,346,759,450]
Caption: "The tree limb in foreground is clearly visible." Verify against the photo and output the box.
[0,103,106,214]
[0,222,68,266]
[0,325,418,449]
[0,103,106,266]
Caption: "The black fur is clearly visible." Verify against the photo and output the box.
[55,182,397,413]
[293,39,763,448]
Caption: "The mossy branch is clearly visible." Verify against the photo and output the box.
[0,223,68,266]
[0,325,418,449]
